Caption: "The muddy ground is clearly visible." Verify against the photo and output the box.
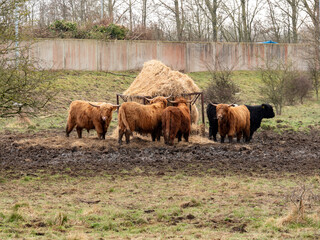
[1,129,319,178]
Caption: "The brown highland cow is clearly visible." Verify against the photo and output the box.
[66,100,118,139]
[162,97,191,146]
[118,96,169,144]
[215,104,250,143]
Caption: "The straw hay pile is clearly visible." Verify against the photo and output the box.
[124,60,200,96]
[123,60,201,124]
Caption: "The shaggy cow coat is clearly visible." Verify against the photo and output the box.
[245,104,275,140]
[118,96,168,144]
[162,97,191,146]
[207,103,238,142]
[66,100,118,139]
[207,103,218,141]
[216,104,250,143]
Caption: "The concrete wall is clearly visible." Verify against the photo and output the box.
[31,39,309,72]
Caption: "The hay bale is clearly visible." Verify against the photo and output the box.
[124,60,200,96]
[123,60,201,124]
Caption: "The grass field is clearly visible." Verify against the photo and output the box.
[1,173,320,239]
[0,70,319,133]
[1,70,320,239]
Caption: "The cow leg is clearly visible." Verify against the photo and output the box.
[151,132,156,141]
[76,127,83,138]
[95,124,104,140]
[243,133,250,142]
[66,123,75,137]
[220,136,225,143]
[213,135,217,142]
[66,125,71,137]
[168,137,174,146]
[118,129,124,145]
[125,131,130,144]
[183,133,189,142]
[246,129,251,142]
[208,126,212,140]
[228,135,233,143]
[177,131,182,142]
[237,132,242,143]
[101,129,106,140]
[156,128,161,141]
[213,120,218,142]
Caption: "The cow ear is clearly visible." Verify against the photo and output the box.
[89,103,100,108]
[112,105,119,111]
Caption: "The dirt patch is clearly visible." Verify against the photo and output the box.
[1,130,320,178]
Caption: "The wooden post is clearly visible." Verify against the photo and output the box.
[201,92,205,126]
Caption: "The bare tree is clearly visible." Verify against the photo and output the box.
[265,0,282,42]
[302,0,320,100]
[275,0,301,43]
[0,0,57,118]
[183,0,205,41]
[159,0,185,41]
[222,0,264,42]
[196,0,223,41]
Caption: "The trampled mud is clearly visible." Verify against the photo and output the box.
[1,130,319,178]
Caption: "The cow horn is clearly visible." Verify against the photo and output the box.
[186,100,192,103]
[112,104,120,107]
[145,97,152,102]
[164,95,171,99]
[209,101,217,107]
[228,103,237,107]
[168,100,178,104]
[89,103,100,107]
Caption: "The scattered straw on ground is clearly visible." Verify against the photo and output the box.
[15,131,214,150]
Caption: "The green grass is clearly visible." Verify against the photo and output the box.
[1,174,320,239]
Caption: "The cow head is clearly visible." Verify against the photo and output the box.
[146,96,169,108]
[261,104,275,118]
[216,104,230,121]
[89,103,119,122]
[169,97,190,106]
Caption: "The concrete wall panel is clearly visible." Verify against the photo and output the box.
[127,41,157,70]
[30,39,310,72]
[157,42,186,71]
[100,41,127,71]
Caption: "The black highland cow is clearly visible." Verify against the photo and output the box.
[245,104,275,140]
[207,103,218,141]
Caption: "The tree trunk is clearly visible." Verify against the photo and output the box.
[205,0,218,42]
[129,0,133,31]
[108,0,114,23]
[291,0,298,43]
[142,0,147,28]
[240,0,248,42]
[174,0,182,41]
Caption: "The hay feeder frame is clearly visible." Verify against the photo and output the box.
[116,92,205,127]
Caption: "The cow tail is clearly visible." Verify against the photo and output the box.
[119,107,132,134]
[164,111,170,142]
